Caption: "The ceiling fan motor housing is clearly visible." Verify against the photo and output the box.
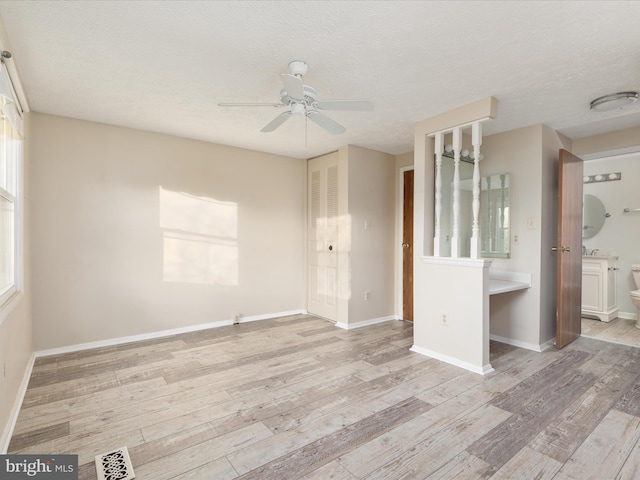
[288,60,309,76]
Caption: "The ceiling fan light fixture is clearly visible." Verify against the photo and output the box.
[220,60,373,135]
[590,91,638,112]
[291,103,306,115]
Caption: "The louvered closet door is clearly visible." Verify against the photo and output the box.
[307,152,338,321]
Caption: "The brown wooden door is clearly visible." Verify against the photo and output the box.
[402,169,414,321]
[556,149,584,348]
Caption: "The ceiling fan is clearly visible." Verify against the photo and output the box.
[218,60,374,135]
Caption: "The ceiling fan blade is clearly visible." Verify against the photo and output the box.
[316,100,374,111]
[280,73,304,100]
[307,111,346,135]
[261,111,293,132]
[218,102,283,107]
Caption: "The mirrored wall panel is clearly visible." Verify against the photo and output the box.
[481,174,510,258]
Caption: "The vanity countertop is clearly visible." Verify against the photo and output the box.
[489,270,532,296]
[583,255,618,260]
[489,278,531,295]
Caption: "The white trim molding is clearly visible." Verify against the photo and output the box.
[410,344,494,375]
[335,315,396,330]
[489,334,554,353]
[35,310,306,358]
[618,311,637,321]
[1,352,35,454]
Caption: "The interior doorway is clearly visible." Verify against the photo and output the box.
[401,168,414,322]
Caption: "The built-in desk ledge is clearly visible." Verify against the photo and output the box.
[489,270,531,295]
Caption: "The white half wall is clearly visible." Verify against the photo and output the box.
[413,257,492,374]
[28,113,307,350]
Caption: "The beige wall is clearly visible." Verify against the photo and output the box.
[29,113,307,350]
[481,124,569,348]
[572,126,640,157]
[0,113,33,452]
[539,125,570,343]
[346,146,396,325]
[483,125,545,348]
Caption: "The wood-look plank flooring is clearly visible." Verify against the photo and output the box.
[582,316,640,348]
[9,314,640,479]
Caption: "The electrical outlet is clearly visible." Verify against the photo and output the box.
[364,291,371,301]
[513,234,519,244]
[441,313,448,325]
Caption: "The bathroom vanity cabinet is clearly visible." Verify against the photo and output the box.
[581,255,618,322]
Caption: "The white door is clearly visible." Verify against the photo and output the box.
[307,152,338,321]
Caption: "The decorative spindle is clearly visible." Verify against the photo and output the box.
[470,122,482,258]
[451,127,461,258]
[434,132,443,257]
[500,174,506,252]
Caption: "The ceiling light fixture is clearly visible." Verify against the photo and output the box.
[590,91,639,112]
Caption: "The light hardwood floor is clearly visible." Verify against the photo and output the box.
[9,314,640,479]
[582,316,640,348]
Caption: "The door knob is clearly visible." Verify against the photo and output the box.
[552,246,571,252]
[402,243,410,249]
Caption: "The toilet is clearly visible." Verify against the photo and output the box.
[632,264,640,329]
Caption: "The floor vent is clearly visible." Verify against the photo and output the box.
[95,446,135,480]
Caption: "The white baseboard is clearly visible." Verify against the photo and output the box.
[35,309,306,358]
[539,338,556,351]
[1,352,35,454]
[489,334,550,352]
[618,311,637,321]
[335,315,396,330]
[410,345,494,375]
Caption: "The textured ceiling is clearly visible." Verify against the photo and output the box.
[0,0,639,159]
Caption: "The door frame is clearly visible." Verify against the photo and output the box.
[397,165,414,320]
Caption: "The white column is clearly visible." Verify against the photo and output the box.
[470,122,482,258]
[451,127,461,258]
[500,173,507,253]
[433,132,443,257]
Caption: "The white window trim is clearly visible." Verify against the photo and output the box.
[0,56,25,325]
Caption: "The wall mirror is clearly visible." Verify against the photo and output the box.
[435,153,510,259]
[583,194,607,239]
[481,174,510,258]
[435,156,474,257]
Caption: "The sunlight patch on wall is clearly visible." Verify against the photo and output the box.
[159,187,238,286]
